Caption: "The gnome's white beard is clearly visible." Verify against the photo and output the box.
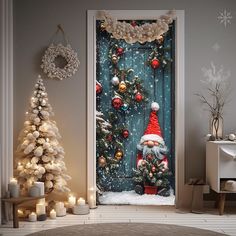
[138,144,168,161]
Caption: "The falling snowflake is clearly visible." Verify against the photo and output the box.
[217,9,233,27]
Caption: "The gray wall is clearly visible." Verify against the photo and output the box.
[13,0,236,200]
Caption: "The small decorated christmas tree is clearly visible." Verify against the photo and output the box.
[133,158,171,192]
[15,75,71,194]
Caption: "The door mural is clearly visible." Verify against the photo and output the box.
[96,18,175,203]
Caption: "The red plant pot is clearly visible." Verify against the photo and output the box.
[144,185,158,195]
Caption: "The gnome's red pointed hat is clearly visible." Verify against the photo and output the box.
[139,102,165,145]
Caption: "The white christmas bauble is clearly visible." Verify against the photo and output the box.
[45,180,53,189]
[43,142,50,149]
[34,146,43,157]
[37,138,45,144]
[46,173,54,181]
[38,166,46,174]
[33,109,39,114]
[27,133,35,140]
[33,131,40,138]
[111,76,120,85]
[41,100,46,106]
[34,117,41,125]
[24,121,31,126]
[21,140,30,149]
[24,143,35,154]
[31,125,36,131]
[229,133,236,141]
[31,156,39,164]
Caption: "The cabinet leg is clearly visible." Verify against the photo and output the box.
[215,194,220,208]
[218,193,226,215]
[12,203,19,228]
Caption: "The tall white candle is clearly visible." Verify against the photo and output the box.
[29,212,37,222]
[68,195,76,207]
[8,178,20,198]
[77,197,85,206]
[34,182,44,196]
[36,203,46,215]
[88,188,96,209]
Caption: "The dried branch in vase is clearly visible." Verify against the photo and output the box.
[195,62,231,139]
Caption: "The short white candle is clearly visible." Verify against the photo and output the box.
[10,178,17,185]
[77,197,85,206]
[68,195,76,207]
[56,207,66,217]
[29,212,37,222]
[18,209,24,217]
[50,209,56,219]
[55,202,64,210]
[36,203,46,215]
[34,182,44,196]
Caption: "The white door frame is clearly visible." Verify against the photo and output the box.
[0,0,14,223]
[87,10,185,208]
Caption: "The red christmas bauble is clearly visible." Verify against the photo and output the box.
[116,47,124,56]
[106,134,113,142]
[135,92,143,102]
[112,97,123,110]
[96,83,102,94]
[151,166,156,172]
[122,129,129,139]
[131,21,137,27]
[151,58,160,69]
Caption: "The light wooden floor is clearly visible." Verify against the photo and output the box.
[0,205,236,236]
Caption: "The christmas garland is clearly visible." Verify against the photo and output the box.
[100,10,176,44]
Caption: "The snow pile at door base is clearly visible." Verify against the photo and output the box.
[99,190,175,205]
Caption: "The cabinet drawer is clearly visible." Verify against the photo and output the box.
[219,145,236,178]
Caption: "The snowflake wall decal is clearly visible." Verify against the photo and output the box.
[217,9,233,27]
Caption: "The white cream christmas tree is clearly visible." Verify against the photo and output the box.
[16,75,71,194]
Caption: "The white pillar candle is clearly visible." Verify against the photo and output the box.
[28,185,40,197]
[36,203,46,215]
[34,182,44,196]
[55,202,64,211]
[56,207,66,217]
[68,195,76,207]
[10,178,17,185]
[88,188,96,209]
[28,212,37,222]
[8,178,20,198]
[50,209,56,219]
[77,197,85,206]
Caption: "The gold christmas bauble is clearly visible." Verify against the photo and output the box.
[115,150,123,161]
[100,22,106,31]
[119,81,127,93]
[149,172,153,178]
[98,156,107,168]
[112,54,118,64]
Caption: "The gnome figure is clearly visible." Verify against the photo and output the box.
[135,102,170,196]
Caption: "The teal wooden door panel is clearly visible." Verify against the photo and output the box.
[96,20,175,192]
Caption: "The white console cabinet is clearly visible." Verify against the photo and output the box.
[206,141,236,214]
